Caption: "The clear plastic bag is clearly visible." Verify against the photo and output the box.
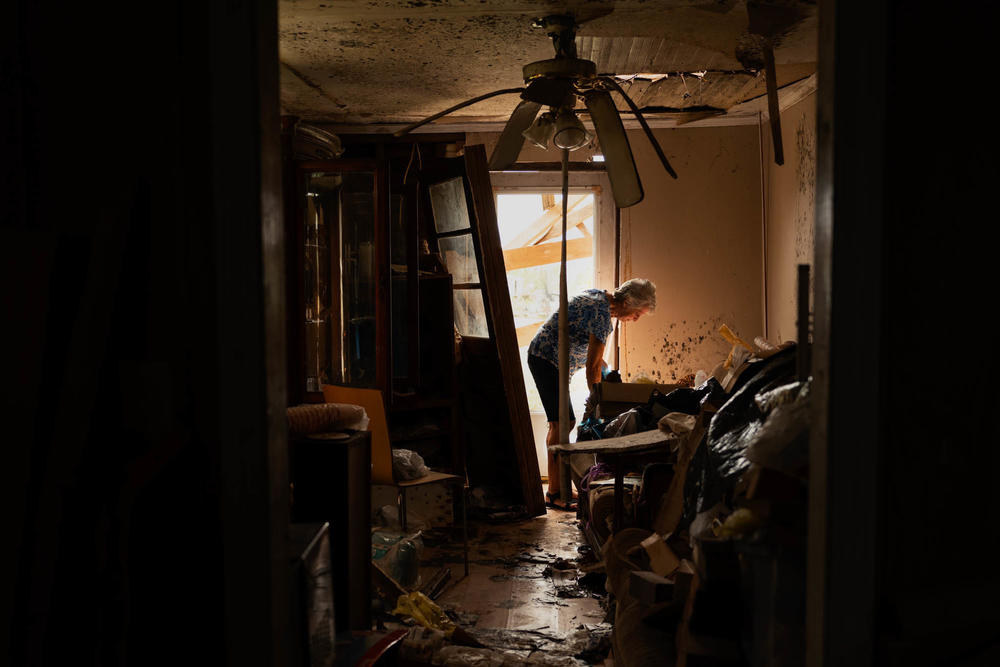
[374,530,424,589]
[393,448,430,481]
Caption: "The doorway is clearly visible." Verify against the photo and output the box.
[493,174,616,477]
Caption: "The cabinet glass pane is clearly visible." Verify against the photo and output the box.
[304,175,340,389]
[453,288,489,338]
[438,234,479,284]
[304,170,377,389]
[428,177,471,233]
[390,193,408,379]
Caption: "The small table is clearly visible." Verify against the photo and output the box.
[551,429,679,534]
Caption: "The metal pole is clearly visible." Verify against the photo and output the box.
[558,148,572,504]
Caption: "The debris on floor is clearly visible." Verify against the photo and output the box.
[377,330,810,666]
[379,509,614,665]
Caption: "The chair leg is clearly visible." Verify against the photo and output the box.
[461,482,469,577]
[399,488,408,532]
[560,453,572,509]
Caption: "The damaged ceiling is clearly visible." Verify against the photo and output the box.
[279,0,817,131]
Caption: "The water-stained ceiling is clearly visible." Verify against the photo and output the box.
[279,0,817,131]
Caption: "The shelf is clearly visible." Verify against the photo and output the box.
[390,428,451,445]
[389,396,454,412]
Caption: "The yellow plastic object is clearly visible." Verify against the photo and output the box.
[392,592,457,637]
[714,508,763,538]
[718,324,754,353]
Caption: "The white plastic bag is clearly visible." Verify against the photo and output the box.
[392,448,430,481]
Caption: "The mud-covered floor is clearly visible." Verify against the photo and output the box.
[406,507,614,665]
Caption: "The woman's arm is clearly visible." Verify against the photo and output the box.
[585,334,606,388]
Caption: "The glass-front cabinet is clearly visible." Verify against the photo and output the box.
[285,154,388,406]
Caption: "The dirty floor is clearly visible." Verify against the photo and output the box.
[412,506,614,664]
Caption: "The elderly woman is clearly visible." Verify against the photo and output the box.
[527,278,656,510]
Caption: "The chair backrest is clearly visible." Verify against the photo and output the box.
[321,385,395,485]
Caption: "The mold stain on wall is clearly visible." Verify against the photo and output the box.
[794,112,816,265]
[627,315,743,383]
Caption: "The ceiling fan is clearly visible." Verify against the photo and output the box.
[394,14,678,208]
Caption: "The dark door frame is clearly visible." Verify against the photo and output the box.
[808,1,885,664]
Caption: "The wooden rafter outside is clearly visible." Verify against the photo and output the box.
[503,237,592,272]
[534,203,594,245]
[506,194,589,248]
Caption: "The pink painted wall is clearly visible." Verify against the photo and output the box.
[760,92,817,343]
[619,125,763,382]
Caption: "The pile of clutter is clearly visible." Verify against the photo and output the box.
[578,325,811,666]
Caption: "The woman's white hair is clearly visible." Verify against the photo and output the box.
[613,278,656,312]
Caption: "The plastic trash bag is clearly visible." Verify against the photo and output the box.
[659,411,697,435]
[393,448,430,481]
[576,416,605,441]
[684,346,798,522]
[746,379,811,473]
[647,378,727,417]
[602,408,641,438]
[376,531,424,589]
[371,529,405,559]
[400,626,448,664]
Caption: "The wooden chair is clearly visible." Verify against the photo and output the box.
[321,385,469,576]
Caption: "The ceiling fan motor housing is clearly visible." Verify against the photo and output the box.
[521,58,597,111]
[522,58,596,84]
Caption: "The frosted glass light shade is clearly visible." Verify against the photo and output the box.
[521,112,555,149]
[552,110,590,150]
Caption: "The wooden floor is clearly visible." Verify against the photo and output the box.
[420,507,606,633]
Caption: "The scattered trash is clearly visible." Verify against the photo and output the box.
[421,567,452,600]
[541,558,575,576]
[660,411,697,435]
[375,503,428,531]
[399,626,448,663]
[374,531,423,590]
[441,605,479,628]
[393,591,457,637]
[714,507,764,539]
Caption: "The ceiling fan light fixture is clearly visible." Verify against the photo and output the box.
[552,109,590,150]
[521,112,556,149]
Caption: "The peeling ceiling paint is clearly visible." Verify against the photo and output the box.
[279,0,817,129]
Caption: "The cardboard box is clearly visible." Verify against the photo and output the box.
[596,381,680,419]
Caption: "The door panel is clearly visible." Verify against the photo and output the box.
[423,145,544,517]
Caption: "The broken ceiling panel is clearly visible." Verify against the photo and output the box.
[622,62,816,111]
[577,35,740,74]
[278,0,818,127]
[633,72,755,111]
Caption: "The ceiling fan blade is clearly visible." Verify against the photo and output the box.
[488,99,541,170]
[584,89,644,208]
[603,77,678,179]
[393,87,525,137]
